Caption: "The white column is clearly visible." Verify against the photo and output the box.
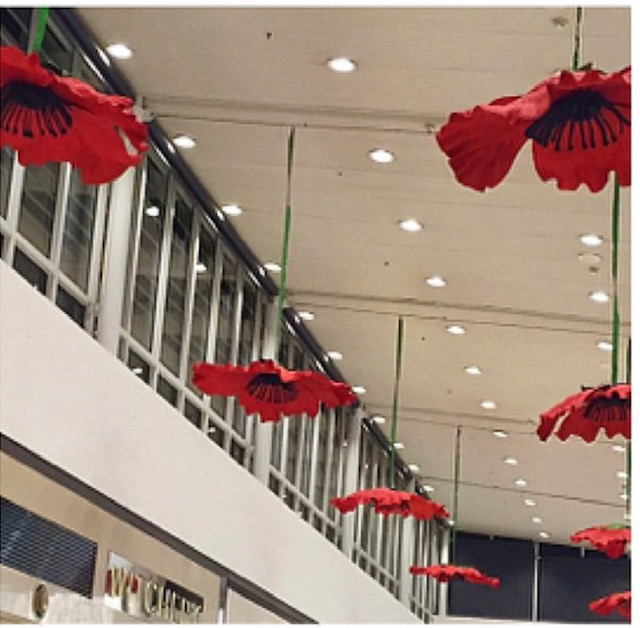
[340,406,364,558]
[96,167,136,354]
[251,299,278,485]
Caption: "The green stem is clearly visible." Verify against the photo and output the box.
[451,426,461,564]
[571,7,583,71]
[274,128,295,353]
[31,7,50,54]
[388,316,404,489]
[610,175,620,385]
[625,339,631,519]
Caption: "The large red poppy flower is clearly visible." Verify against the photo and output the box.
[570,525,631,559]
[589,591,631,620]
[330,488,450,521]
[410,564,500,588]
[436,66,631,193]
[192,359,356,423]
[537,384,631,442]
[1,46,148,185]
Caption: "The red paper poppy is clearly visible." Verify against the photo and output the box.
[192,359,356,423]
[589,590,631,620]
[537,384,631,443]
[330,488,450,521]
[436,66,630,193]
[570,525,631,559]
[410,564,500,588]
[1,45,148,185]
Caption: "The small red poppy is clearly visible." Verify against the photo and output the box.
[410,564,500,588]
[436,66,630,193]
[537,384,631,442]
[330,487,450,521]
[192,359,356,423]
[570,525,630,559]
[589,590,631,620]
[1,46,148,185]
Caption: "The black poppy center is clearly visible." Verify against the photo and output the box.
[525,89,630,151]
[1,80,73,139]
[246,373,299,404]
[583,394,630,424]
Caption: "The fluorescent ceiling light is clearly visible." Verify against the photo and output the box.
[398,218,423,232]
[426,276,446,288]
[524,499,536,507]
[352,386,367,395]
[532,516,543,524]
[298,311,315,321]
[580,233,603,247]
[465,365,482,375]
[327,351,343,361]
[369,148,395,164]
[106,43,133,59]
[372,415,386,424]
[173,134,196,149]
[408,463,420,473]
[515,478,527,487]
[493,430,508,438]
[503,457,518,466]
[597,341,613,351]
[264,262,281,273]
[446,324,466,335]
[589,290,610,303]
[423,485,435,492]
[481,400,497,410]
[222,204,243,216]
[539,531,550,539]
[617,471,628,479]
[327,56,357,73]
[393,442,405,450]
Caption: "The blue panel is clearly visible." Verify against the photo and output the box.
[1,497,97,598]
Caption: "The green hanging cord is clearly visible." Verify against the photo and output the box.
[610,175,621,385]
[450,426,461,564]
[624,339,631,519]
[274,127,295,354]
[388,316,404,489]
[571,7,584,71]
[30,7,50,55]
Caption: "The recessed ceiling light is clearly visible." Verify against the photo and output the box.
[393,442,405,450]
[426,275,446,288]
[298,311,315,321]
[539,531,550,539]
[353,386,366,395]
[264,262,281,273]
[446,324,466,335]
[327,56,357,73]
[195,262,207,273]
[532,516,543,524]
[398,218,423,232]
[222,204,243,216]
[503,457,518,466]
[327,351,343,361]
[589,290,610,303]
[617,471,628,480]
[423,485,435,492]
[145,205,160,217]
[465,365,482,375]
[493,430,508,438]
[106,42,133,59]
[578,252,602,265]
[524,499,536,507]
[613,444,626,453]
[173,134,196,149]
[369,148,395,164]
[619,493,629,501]
[515,478,527,487]
[597,340,613,351]
[372,415,386,424]
[408,463,421,473]
[580,233,603,247]
[481,400,497,410]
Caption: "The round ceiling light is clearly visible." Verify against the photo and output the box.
[580,233,603,247]
[327,56,357,73]
[589,290,610,303]
[369,148,395,164]
[399,218,423,232]
[173,134,196,149]
[426,275,447,288]
[222,204,243,216]
[106,43,133,59]
[446,324,466,335]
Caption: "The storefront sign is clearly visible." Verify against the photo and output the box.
[104,552,203,623]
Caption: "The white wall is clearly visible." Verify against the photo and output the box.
[0,261,419,624]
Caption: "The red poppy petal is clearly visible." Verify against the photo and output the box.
[436,98,529,192]
[192,362,250,396]
[589,591,631,620]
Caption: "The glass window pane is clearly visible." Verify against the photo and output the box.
[127,350,150,384]
[285,417,301,483]
[157,376,177,407]
[188,225,216,382]
[161,191,192,375]
[0,8,31,48]
[184,399,202,430]
[238,279,257,364]
[314,410,330,507]
[1,146,13,218]
[60,169,97,291]
[18,162,60,257]
[12,248,47,294]
[55,286,85,327]
[131,159,167,349]
[39,24,73,74]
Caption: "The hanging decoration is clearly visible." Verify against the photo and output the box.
[409,565,500,588]
[330,488,450,521]
[192,359,356,423]
[331,317,451,522]
[570,524,631,559]
[1,38,149,185]
[588,590,631,620]
[193,127,357,422]
[536,383,631,442]
[435,66,630,193]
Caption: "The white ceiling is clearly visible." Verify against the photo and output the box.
[76,6,631,546]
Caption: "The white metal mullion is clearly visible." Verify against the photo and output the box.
[48,163,71,301]
[306,407,321,512]
[245,290,265,459]
[86,183,109,333]
[121,162,147,335]
[149,174,176,388]
[204,232,224,365]
[3,154,25,265]
[321,409,336,513]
